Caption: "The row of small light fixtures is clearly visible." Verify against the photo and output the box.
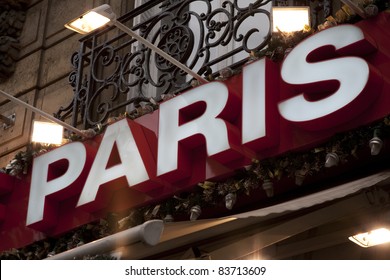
[325,129,384,168]
[179,129,388,248]
[172,125,385,217]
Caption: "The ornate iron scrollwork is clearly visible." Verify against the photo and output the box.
[156,25,194,71]
[56,0,272,128]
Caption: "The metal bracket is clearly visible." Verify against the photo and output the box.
[1,113,16,130]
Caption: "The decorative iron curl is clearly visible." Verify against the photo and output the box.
[234,9,271,52]
[57,0,272,128]
[92,45,120,83]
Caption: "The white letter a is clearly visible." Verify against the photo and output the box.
[77,119,149,209]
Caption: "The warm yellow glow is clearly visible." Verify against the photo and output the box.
[65,4,116,34]
[65,11,111,34]
[272,7,310,33]
[349,228,390,248]
[32,121,64,145]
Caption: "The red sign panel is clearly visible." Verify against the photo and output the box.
[1,13,390,251]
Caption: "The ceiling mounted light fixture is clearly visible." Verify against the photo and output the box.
[65,4,207,84]
[349,227,390,248]
[190,205,202,221]
[325,152,339,168]
[369,128,383,156]
[262,179,274,197]
[272,6,310,33]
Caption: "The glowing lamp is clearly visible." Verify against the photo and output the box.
[65,4,116,34]
[349,227,390,248]
[64,4,206,83]
[272,7,310,33]
[32,120,64,145]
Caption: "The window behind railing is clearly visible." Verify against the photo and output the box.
[56,0,273,129]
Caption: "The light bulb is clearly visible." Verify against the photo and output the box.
[190,205,202,221]
[163,214,174,223]
[225,193,237,210]
[295,173,305,186]
[369,137,383,156]
[325,152,339,168]
[262,180,274,197]
[349,228,390,247]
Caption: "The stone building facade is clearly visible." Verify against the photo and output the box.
[0,0,134,168]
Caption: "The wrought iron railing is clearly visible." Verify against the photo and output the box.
[56,0,274,128]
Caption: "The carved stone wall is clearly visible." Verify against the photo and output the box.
[0,0,30,82]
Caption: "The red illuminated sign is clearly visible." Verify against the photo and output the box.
[1,13,390,251]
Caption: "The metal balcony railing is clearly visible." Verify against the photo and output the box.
[55,0,273,129]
